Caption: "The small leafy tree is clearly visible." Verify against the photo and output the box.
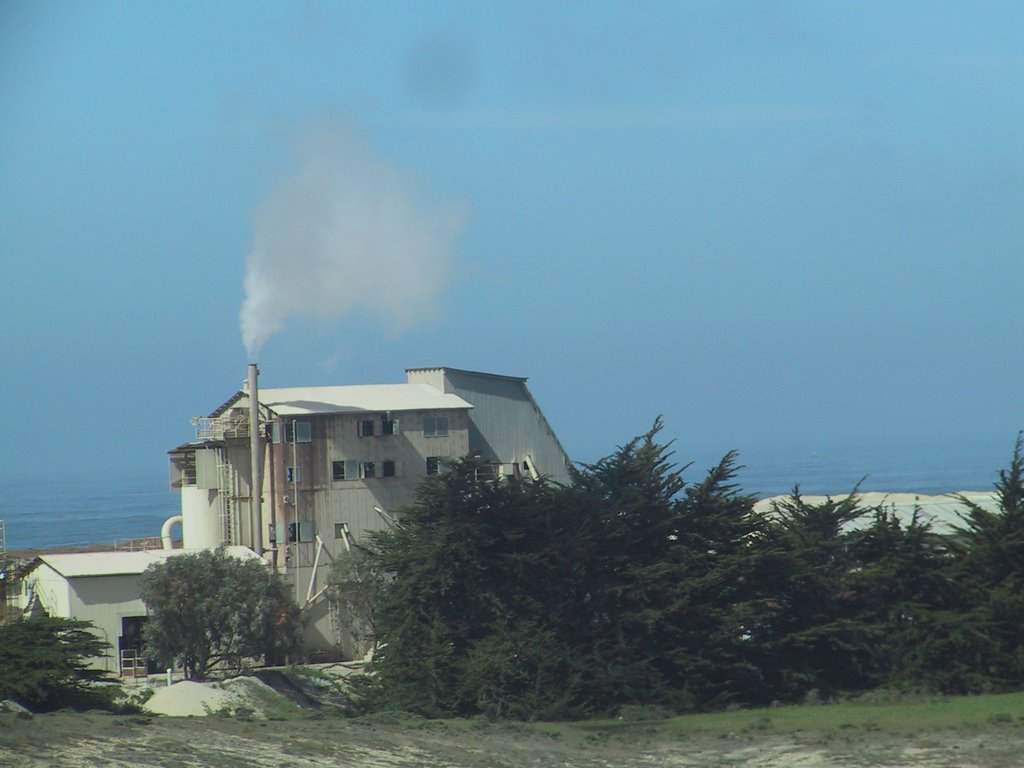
[0,616,112,711]
[140,549,301,681]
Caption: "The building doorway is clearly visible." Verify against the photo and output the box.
[119,615,157,676]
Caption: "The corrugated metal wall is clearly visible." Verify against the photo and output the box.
[439,370,572,484]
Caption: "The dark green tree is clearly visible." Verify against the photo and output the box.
[849,506,986,693]
[568,424,770,712]
[755,489,880,699]
[140,549,301,681]
[563,420,690,712]
[366,457,577,717]
[655,452,773,709]
[947,433,1024,690]
[0,617,112,711]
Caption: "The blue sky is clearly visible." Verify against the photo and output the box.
[1,2,1021,488]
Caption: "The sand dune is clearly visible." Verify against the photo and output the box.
[754,491,1000,532]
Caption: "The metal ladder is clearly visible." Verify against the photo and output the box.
[218,462,236,545]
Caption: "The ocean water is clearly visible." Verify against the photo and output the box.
[0,470,180,552]
[0,435,1016,551]
[729,434,1013,499]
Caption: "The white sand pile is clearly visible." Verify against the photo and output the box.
[145,680,230,717]
[144,676,282,718]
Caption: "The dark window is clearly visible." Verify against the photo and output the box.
[426,456,441,476]
[290,520,309,544]
[423,415,449,437]
[284,421,311,443]
[382,460,396,478]
[381,418,398,435]
[332,461,345,481]
[357,419,375,437]
[361,461,376,479]
[287,521,315,543]
[286,466,301,483]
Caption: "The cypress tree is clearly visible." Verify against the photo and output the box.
[368,457,577,716]
[948,433,1024,690]
[755,489,880,700]
[850,506,983,693]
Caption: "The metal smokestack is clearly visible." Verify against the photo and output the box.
[248,363,264,556]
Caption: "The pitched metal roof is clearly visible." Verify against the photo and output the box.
[250,383,473,417]
[34,546,263,579]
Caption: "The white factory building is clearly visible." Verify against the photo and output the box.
[167,366,572,655]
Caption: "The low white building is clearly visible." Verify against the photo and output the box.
[17,546,261,675]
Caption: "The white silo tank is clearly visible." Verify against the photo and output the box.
[181,486,223,550]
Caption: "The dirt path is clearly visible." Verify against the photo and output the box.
[3,711,1024,768]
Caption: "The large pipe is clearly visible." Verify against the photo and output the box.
[160,515,182,550]
[248,363,264,556]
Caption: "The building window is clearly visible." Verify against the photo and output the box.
[332,460,361,481]
[423,415,449,437]
[280,421,311,443]
[382,460,396,478]
[360,461,376,479]
[426,456,441,476]
[334,522,349,540]
[287,521,315,543]
[359,417,399,437]
[272,420,312,443]
[286,466,301,483]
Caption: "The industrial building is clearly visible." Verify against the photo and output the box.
[10,547,263,674]
[168,366,571,654]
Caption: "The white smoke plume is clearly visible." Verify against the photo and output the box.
[240,122,466,359]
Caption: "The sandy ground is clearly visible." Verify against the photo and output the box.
[3,708,1024,768]
[753,491,999,533]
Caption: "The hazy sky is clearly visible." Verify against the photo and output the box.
[2,2,1021,484]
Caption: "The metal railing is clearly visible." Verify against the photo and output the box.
[113,537,163,552]
[193,413,250,440]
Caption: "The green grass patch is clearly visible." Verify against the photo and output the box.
[535,691,1024,741]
